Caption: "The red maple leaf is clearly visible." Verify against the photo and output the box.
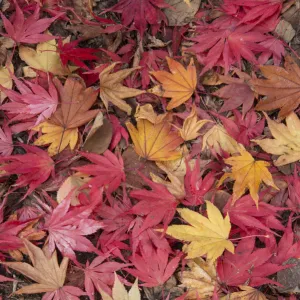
[84,254,129,298]
[224,195,285,234]
[42,197,103,262]
[0,144,54,198]
[108,115,129,150]
[108,0,169,37]
[57,38,99,70]
[211,110,265,147]
[189,15,271,74]
[1,77,58,126]
[0,122,13,156]
[0,0,63,44]
[217,237,290,287]
[124,248,181,287]
[285,167,300,211]
[129,175,178,234]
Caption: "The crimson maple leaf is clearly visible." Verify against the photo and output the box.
[183,159,215,206]
[108,0,169,37]
[124,248,181,287]
[0,0,63,44]
[108,115,129,150]
[84,254,129,298]
[75,150,125,193]
[0,144,54,198]
[1,77,58,127]
[285,167,300,211]
[57,38,99,70]
[129,175,178,234]
[224,195,285,234]
[0,122,13,156]
[217,237,290,287]
[42,197,103,262]
[212,110,265,147]
[189,15,270,74]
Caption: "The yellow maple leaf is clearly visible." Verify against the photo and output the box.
[100,273,140,300]
[202,124,240,155]
[253,112,300,166]
[221,286,267,300]
[99,63,145,115]
[19,38,73,76]
[165,201,234,262]
[218,147,278,205]
[135,104,168,124]
[0,63,13,102]
[126,119,184,161]
[33,77,99,156]
[149,57,197,110]
[179,105,211,141]
[179,257,218,300]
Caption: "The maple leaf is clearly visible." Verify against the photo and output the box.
[19,38,74,76]
[189,15,268,74]
[224,195,285,234]
[99,63,145,115]
[213,110,265,147]
[134,104,168,124]
[84,254,129,298]
[213,69,255,115]
[75,150,125,193]
[109,114,129,150]
[178,106,211,141]
[1,77,58,126]
[253,112,300,166]
[0,0,62,44]
[124,248,181,287]
[221,286,267,300]
[217,238,290,287]
[130,175,178,233]
[202,124,240,156]
[149,57,197,110]
[286,167,300,211]
[0,122,13,156]
[108,0,169,37]
[42,197,103,261]
[57,38,99,70]
[254,56,300,118]
[0,144,54,198]
[218,147,278,205]
[33,77,99,156]
[0,63,13,102]
[165,201,234,262]
[3,239,85,298]
[100,273,140,300]
[126,119,183,161]
[179,257,218,299]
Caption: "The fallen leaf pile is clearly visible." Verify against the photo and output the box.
[0,0,300,299]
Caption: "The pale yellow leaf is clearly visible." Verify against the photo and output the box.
[221,286,267,299]
[165,201,234,261]
[0,63,13,102]
[135,104,168,124]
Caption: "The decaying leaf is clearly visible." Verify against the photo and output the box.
[218,147,278,206]
[221,286,267,299]
[135,104,168,124]
[254,55,300,119]
[253,112,300,166]
[99,63,145,115]
[202,124,240,155]
[126,119,184,161]
[179,106,211,141]
[165,201,234,261]
[179,257,218,300]
[33,77,99,156]
[100,273,141,300]
[0,63,13,102]
[149,57,196,110]
[3,239,69,295]
[19,38,74,76]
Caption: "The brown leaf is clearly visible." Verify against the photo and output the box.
[99,63,145,115]
[3,239,69,295]
[254,55,300,118]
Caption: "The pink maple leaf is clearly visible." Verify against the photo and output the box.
[43,197,103,262]
[0,0,63,44]
[0,122,13,156]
